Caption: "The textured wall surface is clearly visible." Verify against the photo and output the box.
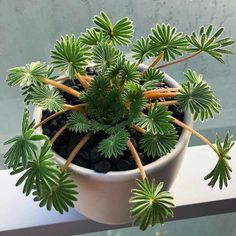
[0,0,235,159]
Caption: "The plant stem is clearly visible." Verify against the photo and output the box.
[157,51,202,69]
[148,51,164,69]
[127,139,147,180]
[144,92,177,99]
[144,88,179,95]
[131,125,145,134]
[63,103,87,112]
[34,111,65,129]
[63,132,93,171]
[173,118,219,156]
[51,124,68,144]
[55,76,69,82]
[76,73,90,89]
[146,100,178,108]
[40,78,81,98]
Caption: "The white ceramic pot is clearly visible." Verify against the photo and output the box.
[34,65,193,225]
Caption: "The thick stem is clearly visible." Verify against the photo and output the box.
[76,73,90,89]
[40,78,81,98]
[146,100,178,108]
[144,92,177,99]
[63,132,92,171]
[173,118,219,156]
[157,51,202,69]
[127,139,147,180]
[148,51,164,69]
[63,103,87,112]
[144,87,179,95]
[34,111,65,130]
[51,124,68,144]
[55,76,69,83]
[131,125,145,134]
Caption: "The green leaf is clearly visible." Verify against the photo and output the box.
[90,120,127,135]
[124,88,146,124]
[67,111,91,133]
[119,61,139,84]
[7,61,53,87]
[92,43,123,73]
[177,70,221,121]
[80,28,109,45]
[142,68,164,90]
[98,129,129,158]
[30,84,65,112]
[135,103,173,135]
[139,127,178,158]
[132,37,155,63]
[204,132,234,189]
[149,24,189,61]
[33,171,78,214]
[84,74,125,124]
[4,108,47,170]
[11,140,59,196]
[93,12,134,46]
[130,178,175,230]
[186,25,235,63]
[51,34,90,79]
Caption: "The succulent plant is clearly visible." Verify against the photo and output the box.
[4,12,235,230]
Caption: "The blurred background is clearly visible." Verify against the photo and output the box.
[0,0,235,235]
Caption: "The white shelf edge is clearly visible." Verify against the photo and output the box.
[0,144,235,236]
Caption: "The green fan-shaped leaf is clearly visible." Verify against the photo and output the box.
[177,70,221,121]
[204,132,234,189]
[93,12,134,45]
[130,178,175,230]
[142,68,164,90]
[98,129,129,158]
[84,74,125,124]
[139,127,178,158]
[10,140,59,196]
[67,111,91,133]
[105,56,125,80]
[132,37,155,63]
[4,108,47,169]
[106,60,139,85]
[135,103,173,135]
[124,88,146,124]
[30,85,65,112]
[186,25,235,63]
[33,171,78,214]
[92,43,123,73]
[7,61,53,87]
[149,24,189,61]
[80,28,109,45]
[51,34,90,79]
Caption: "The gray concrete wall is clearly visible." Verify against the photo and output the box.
[0,0,235,162]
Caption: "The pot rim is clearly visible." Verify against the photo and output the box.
[33,64,193,182]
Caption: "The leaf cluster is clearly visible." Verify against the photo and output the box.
[51,34,91,79]
[4,109,46,169]
[204,132,234,189]
[7,61,53,87]
[186,25,235,63]
[130,178,175,230]
[5,110,78,214]
[177,70,221,121]
[93,11,134,45]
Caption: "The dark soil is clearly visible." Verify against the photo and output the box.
[41,67,184,173]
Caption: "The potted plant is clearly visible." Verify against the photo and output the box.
[4,12,235,230]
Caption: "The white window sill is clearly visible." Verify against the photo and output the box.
[0,144,236,236]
